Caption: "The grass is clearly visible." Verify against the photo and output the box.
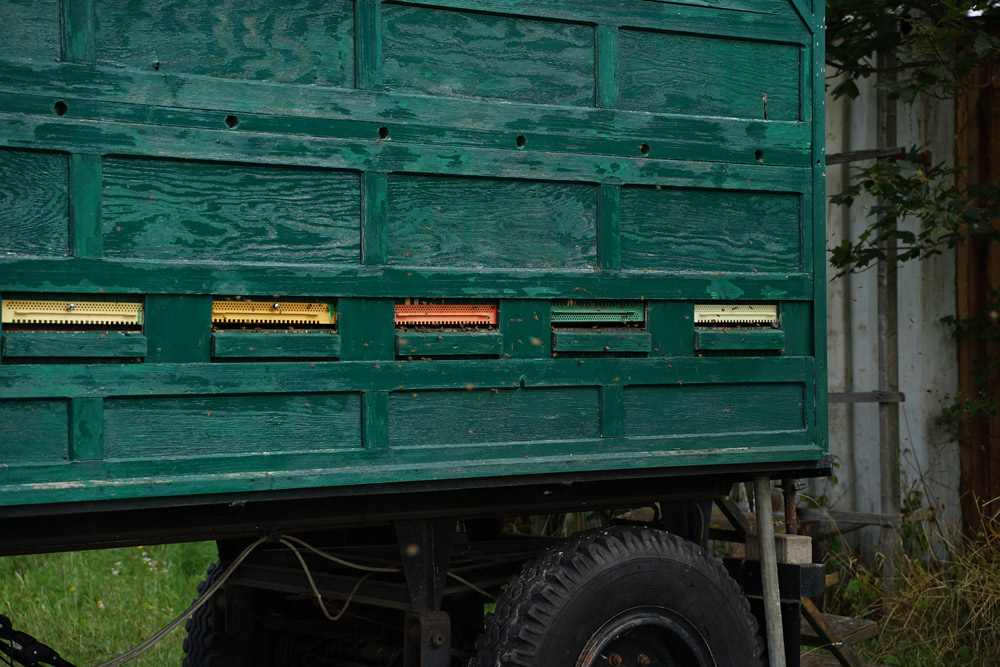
[0,541,217,667]
[828,507,1000,666]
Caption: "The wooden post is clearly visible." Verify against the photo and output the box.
[876,48,901,581]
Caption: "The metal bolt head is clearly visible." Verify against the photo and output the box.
[430,631,446,647]
[608,654,623,666]
[272,303,281,310]
[638,654,652,666]
[66,303,76,311]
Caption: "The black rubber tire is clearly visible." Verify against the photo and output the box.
[472,526,763,667]
[182,562,255,667]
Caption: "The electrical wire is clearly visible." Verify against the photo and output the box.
[93,531,494,666]
[94,536,268,667]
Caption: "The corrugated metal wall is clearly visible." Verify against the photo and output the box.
[818,70,961,549]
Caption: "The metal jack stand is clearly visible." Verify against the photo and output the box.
[396,518,455,667]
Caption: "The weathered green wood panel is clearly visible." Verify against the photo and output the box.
[0,357,813,400]
[618,30,801,121]
[552,330,651,353]
[0,0,827,509]
[103,393,362,459]
[382,4,595,106]
[0,65,814,167]
[0,149,68,257]
[212,332,342,359]
[3,332,147,358]
[387,176,597,269]
[388,388,600,447]
[144,296,211,363]
[0,0,61,62]
[696,330,786,351]
[70,397,104,461]
[0,399,69,464]
[396,332,503,357]
[619,187,802,273]
[103,159,360,263]
[624,384,805,437]
[94,0,355,87]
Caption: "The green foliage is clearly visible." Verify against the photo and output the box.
[935,289,1000,437]
[0,541,216,666]
[829,150,1000,275]
[826,0,1000,101]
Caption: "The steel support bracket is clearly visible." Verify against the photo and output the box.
[395,518,455,612]
[404,610,451,667]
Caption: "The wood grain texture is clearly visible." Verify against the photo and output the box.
[144,296,211,364]
[396,331,503,357]
[0,356,812,401]
[62,0,96,63]
[0,0,827,509]
[695,329,785,351]
[0,399,69,464]
[355,0,383,89]
[390,0,803,27]
[69,154,103,258]
[102,158,360,263]
[387,175,597,269]
[500,300,551,359]
[382,3,595,106]
[600,384,624,438]
[552,330,651,353]
[95,0,355,87]
[0,63,814,168]
[619,186,802,272]
[618,29,801,121]
[0,0,61,62]
[388,388,600,447]
[3,332,147,358]
[624,383,805,437]
[212,331,341,358]
[0,149,69,257]
[0,112,812,193]
[70,397,103,460]
[103,393,362,459]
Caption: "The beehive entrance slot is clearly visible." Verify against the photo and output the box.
[0,299,144,331]
[692,304,779,328]
[550,300,645,329]
[212,300,336,331]
[394,301,497,329]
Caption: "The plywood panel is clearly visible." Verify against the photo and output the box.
[0,399,69,464]
[387,175,597,268]
[95,0,355,87]
[103,393,362,459]
[0,0,61,62]
[625,383,804,437]
[388,388,600,446]
[103,158,360,263]
[619,29,801,121]
[620,186,801,272]
[0,149,69,257]
[383,3,595,106]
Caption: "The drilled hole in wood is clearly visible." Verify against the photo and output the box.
[515,135,526,149]
[378,126,389,139]
[225,115,239,129]
[53,101,68,116]
[640,143,650,156]
[755,149,764,162]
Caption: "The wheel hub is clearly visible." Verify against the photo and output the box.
[576,606,716,667]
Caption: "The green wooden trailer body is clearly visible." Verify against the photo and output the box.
[0,0,827,516]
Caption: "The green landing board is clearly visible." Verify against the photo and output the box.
[0,0,826,509]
